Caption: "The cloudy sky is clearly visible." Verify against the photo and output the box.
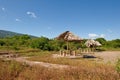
[0,0,120,40]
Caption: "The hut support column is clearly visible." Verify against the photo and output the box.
[66,41,69,55]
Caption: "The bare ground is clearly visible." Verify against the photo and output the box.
[12,57,69,69]
[19,51,120,66]
[94,51,120,63]
[2,51,120,69]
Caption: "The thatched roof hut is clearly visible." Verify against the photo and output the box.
[56,31,82,51]
[85,39,101,48]
[56,31,82,42]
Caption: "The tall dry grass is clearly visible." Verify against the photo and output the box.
[0,59,24,80]
[0,58,120,80]
[27,52,103,67]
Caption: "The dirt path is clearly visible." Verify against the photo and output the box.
[12,57,68,69]
[15,51,120,66]
[95,51,120,63]
[4,51,120,69]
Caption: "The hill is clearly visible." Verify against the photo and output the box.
[0,30,37,38]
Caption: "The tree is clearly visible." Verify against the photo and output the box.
[109,39,120,48]
[95,38,106,45]
[30,36,49,50]
[0,39,5,46]
[48,39,61,51]
[20,34,31,40]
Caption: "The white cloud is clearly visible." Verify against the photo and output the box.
[100,34,105,38]
[88,33,98,38]
[88,33,105,39]
[15,19,21,22]
[27,11,37,18]
[1,7,5,11]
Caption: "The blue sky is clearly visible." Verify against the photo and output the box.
[0,0,120,40]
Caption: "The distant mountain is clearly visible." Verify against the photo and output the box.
[0,30,38,38]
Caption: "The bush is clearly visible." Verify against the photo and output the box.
[116,59,120,73]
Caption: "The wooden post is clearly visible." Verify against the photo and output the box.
[63,51,65,56]
[60,50,62,56]
[66,41,69,55]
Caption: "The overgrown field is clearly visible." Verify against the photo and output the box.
[1,51,120,80]
[26,52,100,66]
[0,58,120,80]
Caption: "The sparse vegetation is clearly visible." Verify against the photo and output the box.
[0,34,120,80]
[26,52,98,66]
[116,59,120,73]
[0,58,120,80]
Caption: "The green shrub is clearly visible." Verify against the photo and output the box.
[116,59,120,73]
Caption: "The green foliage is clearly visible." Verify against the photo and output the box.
[112,39,120,48]
[116,59,120,73]
[12,46,20,50]
[48,40,61,51]
[30,37,50,50]
[30,38,67,51]
[20,34,31,40]
[96,38,107,45]
[0,39,5,46]
[95,38,120,50]
[106,39,120,48]
[0,35,120,51]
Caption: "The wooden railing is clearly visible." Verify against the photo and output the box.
[59,48,95,56]
[79,48,95,54]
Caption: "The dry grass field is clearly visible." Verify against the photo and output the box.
[0,51,120,80]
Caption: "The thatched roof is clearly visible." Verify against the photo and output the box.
[95,41,101,46]
[85,39,101,47]
[56,31,82,42]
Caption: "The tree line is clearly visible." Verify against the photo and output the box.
[0,35,120,51]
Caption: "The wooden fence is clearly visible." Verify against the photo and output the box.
[59,48,95,56]
[79,48,95,54]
